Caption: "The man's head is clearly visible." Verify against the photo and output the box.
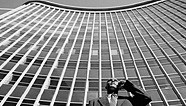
[105,78,119,94]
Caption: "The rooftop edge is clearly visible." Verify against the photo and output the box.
[24,0,162,11]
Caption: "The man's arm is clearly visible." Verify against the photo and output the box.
[122,80,152,106]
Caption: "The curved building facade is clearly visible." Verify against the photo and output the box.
[0,0,186,105]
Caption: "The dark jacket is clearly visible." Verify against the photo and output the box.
[89,80,152,106]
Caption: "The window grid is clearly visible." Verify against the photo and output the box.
[105,13,115,78]
[147,4,186,80]
[0,5,27,22]
[68,13,90,105]
[83,13,95,106]
[110,13,126,79]
[0,5,57,105]
[0,5,39,40]
[144,5,186,105]
[0,7,47,57]
[0,0,186,106]
[44,12,81,105]
[134,6,186,105]
[17,10,69,105]
[0,6,64,105]
[115,11,146,97]
[0,5,46,84]
[123,11,170,106]
[0,5,34,29]
[50,12,84,106]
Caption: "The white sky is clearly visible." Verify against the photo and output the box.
[0,0,147,8]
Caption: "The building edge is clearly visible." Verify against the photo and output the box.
[24,0,164,11]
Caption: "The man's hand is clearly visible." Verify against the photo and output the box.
[117,80,126,90]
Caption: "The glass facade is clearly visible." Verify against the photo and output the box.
[0,0,186,105]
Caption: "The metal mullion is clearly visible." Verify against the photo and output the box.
[49,12,82,106]
[0,7,50,86]
[98,13,102,97]
[32,11,77,106]
[145,6,186,62]
[0,4,37,35]
[146,8,185,42]
[113,11,147,97]
[0,6,46,56]
[118,12,147,99]
[157,4,186,38]
[67,13,89,106]
[136,10,186,105]
[0,5,27,20]
[0,4,32,24]
[150,5,186,47]
[111,12,139,99]
[110,12,127,80]
[121,10,149,94]
[119,11,145,84]
[142,7,186,80]
[105,13,115,78]
[163,1,186,22]
[178,0,186,4]
[0,8,12,11]
[17,10,67,106]
[138,8,186,105]
[83,13,95,106]
[32,11,73,105]
[124,11,169,106]
[0,8,59,105]
[142,7,186,82]
[130,9,186,105]
[0,6,49,71]
[171,0,186,10]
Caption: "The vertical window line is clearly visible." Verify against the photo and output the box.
[98,13,102,97]
[141,6,186,83]
[28,9,65,103]
[0,4,33,28]
[0,5,38,40]
[17,9,67,106]
[154,4,186,45]
[132,7,186,105]
[119,11,144,97]
[163,1,186,24]
[49,12,82,106]
[0,5,27,20]
[83,13,95,106]
[169,0,186,12]
[67,12,90,106]
[60,12,85,106]
[105,13,115,78]
[31,10,74,106]
[111,12,127,79]
[0,5,44,57]
[0,7,56,105]
[140,6,186,105]
[41,11,79,105]
[0,6,48,82]
[144,5,186,80]
[125,10,148,91]
[124,10,170,106]
[111,12,132,97]
[0,6,47,71]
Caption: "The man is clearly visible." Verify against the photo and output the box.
[89,78,152,106]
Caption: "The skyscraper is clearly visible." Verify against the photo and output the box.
[0,0,186,105]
